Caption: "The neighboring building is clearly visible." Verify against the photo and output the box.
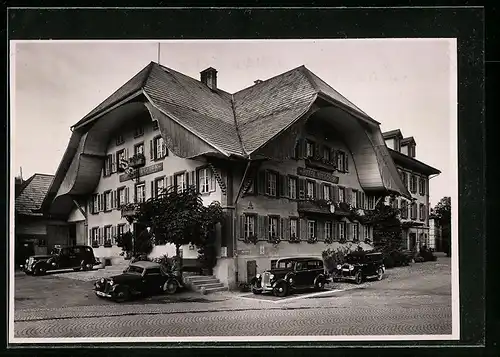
[14,173,69,266]
[382,130,441,251]
[42,62,411,287]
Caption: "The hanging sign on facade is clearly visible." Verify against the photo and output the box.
[119,162,164,182]
[297,167,340,184]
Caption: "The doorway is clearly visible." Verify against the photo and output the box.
[247,260,257,283]
[409,233,417,251]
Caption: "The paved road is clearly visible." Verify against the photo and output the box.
[13,258,452,338]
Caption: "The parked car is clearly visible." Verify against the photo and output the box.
[333,250,385,284]
[24,245,98,276]
[93,261,183,302]
[251,257,329,297]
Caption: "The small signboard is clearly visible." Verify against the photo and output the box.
[259,245,265,255]
[237,249,251,256]
[119,162,164,182]
[297,167,340,184]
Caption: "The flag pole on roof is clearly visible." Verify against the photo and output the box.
[157,43,161,64]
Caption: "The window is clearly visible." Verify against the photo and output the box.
[269,217,279,238]
[266,171,277,197]
[152,120,159,130]
[103,155,112,176]
[290,218,298,239]
[38,239,47,247]
[306,141,315,157]
[338,187,345,203]
[91,194,99,214]
[363,225,370,240]
[352,190,358,208]
[400,200,408,219]
[134,125,144,138]
[199,168,216,194]
[306,181,315,199]
[145,267,162,276]
[323,146,330,161]
[135,183,146,203]
[356,191,366,209]
[288,177,297,199]
[116,134,124,146]
[336,151,345,171]
[104,226,112,244]
[244,215,256,238]
[116,149,125,171]
[104,191,112,211]
[307,220,316,239]
[410,175,417,193]
[323,185,330,201]
[134,143,144,156]
[117,187,126,207]
[392,198,399,209]
[324,221,333,240]
[175,173,186,193]
[400,171,408,188]
[411,202,418,220]
[368,195,375,210]
[419,177,426,196]
[91,227,99,245]
[153,136,167,160]
[338,222,346,240]
[117,224,126,241]
[352,223,359,242]
[154,177,165,197]
[419,204,426,221]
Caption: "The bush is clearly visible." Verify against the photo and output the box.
[322,246,351,274]
[383,250,412,268]
[419,245,437,262]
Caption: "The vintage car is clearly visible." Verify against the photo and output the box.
[24,245,98,275]
[93,261,182,302]
[333,250,385,284]
[251,257,329,297]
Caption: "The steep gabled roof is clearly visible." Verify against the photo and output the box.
[382,129,403,139]
[401,136,416,145]
[15,174,54,216]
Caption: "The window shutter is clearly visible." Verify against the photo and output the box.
[151,181,154,199]
[346,188,353,205]
[209,170,216,191]
[283,218,290,240]
[150,140,154,160]
[125,148,130,159]
[257,171,266,195]
[279,217,284,239]
[344,152,349,172]
[332,185,338,203]
[317,221,324,240]
[314,143,321,159]
[299,219,307,240]
[114,190,119,209]
[346,223,352,241]
[263,216,269,239]
[297,139,305,159]
[333,150,339,169]
[190,170,196,190]
[239,215,245,239]
[315,182,321,200]
[257,215,266,240]
[125,187,129,203]
[280,174,288,198]
[298,178,306,200]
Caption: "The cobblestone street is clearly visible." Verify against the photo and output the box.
[13,257,452,339]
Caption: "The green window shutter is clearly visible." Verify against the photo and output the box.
[317,221,324,241]
[257,170,266,195]
[280,174,289,198]
[332,185,338,203]
[283,218,290,240]
[257,215,266,240]
[299,219,307,240]
[298,178,306,200]
[315,182,321,200]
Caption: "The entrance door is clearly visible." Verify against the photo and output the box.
[409,233,417,251]
[247,260,257,282]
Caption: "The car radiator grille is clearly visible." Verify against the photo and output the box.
[262,272,271,286]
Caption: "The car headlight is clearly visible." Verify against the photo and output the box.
[349,265,354,271]
[100,278,105,284]
[270,274,275,280]
[336,264,342,270]
[109,280,114,286]
[256,274,260,279]
[289,277,293,283]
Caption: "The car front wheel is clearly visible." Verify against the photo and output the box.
[314,277,326,291]
[114,287,130,303]
[163,279,178,295]
[354,271,363,285]
[376,268,384,281]
[251,285,262,294]
[273,282,288,297]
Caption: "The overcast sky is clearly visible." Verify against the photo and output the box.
[11,39,456,207]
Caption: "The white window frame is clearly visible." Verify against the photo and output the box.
[307,220,316,239]
[323,185,330,201]
[155,178,165,197]
[135,183,146,203]
[92,194,99,214]
[104,226,112,243]
[104,191,112,211]
[352,223,359,241]
[325,221,332,240]
[244,215,256,238]
[134,143,144,156]
[364,225,370,240]
[117,187,126,207]
[175,173,186,193]
[290,218,298,239]
[306,141,314,157]
[269,217,279,238]
[337,151,345,171]
[339,188,345,203]
[199,168,213,194]
[306,181,314,199]
[339,222,346,240]
[323,146,330,161]
[288,177,297,199]
[267,172,277,197]
[154,136,165,159]
[368,195,375,210]
[352,190,358,208]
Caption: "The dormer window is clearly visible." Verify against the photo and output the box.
[408,144,416,158]
[306,141,315,158]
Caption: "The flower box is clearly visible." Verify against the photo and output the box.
[243,234,258,245]
[128,154,146,168]
[268,235,281,246]
[289,235,301,244]
[91,241,99,248]
[104,240,112,248]
[307,236,318,244]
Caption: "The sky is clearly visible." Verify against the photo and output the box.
[11,39,456,207]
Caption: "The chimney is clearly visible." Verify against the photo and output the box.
[200,67,217,90]
[254,79,263,85]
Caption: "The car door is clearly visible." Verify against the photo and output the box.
[143,267,164,294]
[305,260,321,286]
[58,248,71,268]
[293,261,309,287]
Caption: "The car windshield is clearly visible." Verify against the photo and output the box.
[50,248,61,255]
[125,265,144,274]
[346,255,363,263]
[276,260,295,269]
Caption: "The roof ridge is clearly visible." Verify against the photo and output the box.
[233,65,307,95]
[230,94,247,156]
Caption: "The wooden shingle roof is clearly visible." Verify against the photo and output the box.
[15,174,54,216]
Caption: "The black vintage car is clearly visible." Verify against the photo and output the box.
[251,257,329,297]
[24,245,98,276]
[94,261,182,302]
[333,250,385,284]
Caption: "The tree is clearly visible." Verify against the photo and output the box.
[132,185,225,271]
[432,196,451,256]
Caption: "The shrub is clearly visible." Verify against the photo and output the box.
[419,245,437,262]
[322,246,351,274]
[383,250,412,268]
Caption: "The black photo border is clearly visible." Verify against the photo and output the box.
[3,5,486,356]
